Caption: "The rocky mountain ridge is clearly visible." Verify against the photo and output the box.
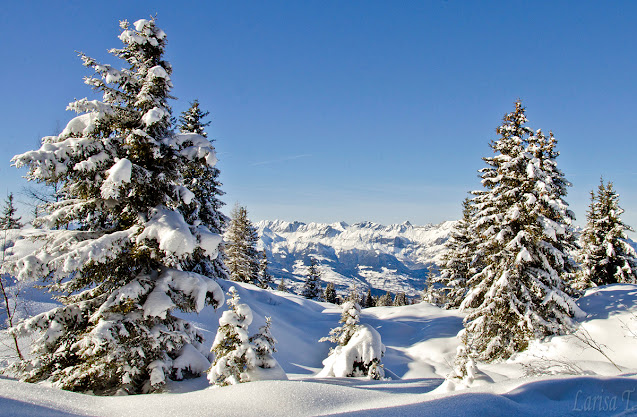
[256,219,456,296]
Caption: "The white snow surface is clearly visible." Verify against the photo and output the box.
[1,278,637,416]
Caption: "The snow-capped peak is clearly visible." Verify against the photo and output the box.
[256,220,455,296]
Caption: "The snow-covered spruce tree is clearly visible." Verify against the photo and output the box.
[318,301,385,379]
[433,197,477,308]
[346,285,361,304]
[248,316,287,380]
[276,278,289,293]
[377,291,393,306]
[208,286,255,387]
[393,292,406,306]
[422,267,445,305]
[324,282,337,304]
[362,289,374,308]
[442,345,476,389]
[178,100,229,281]
[257,249,273,289]
[249,317,276,368]
[1,193,24,360]
[460,101,580,361]
[2,18,225,394]
[0,194,22,230]
[224,204,259,284]
[301,257,322,300]
[178,99,210,137]
[576,179,637,288]
[320,300,361,349]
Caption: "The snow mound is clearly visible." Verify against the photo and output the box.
[1,277,637,415]
[318,323,386,379]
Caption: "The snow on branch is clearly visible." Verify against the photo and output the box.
[165,133,218,167]
[12,135,106,180]
[137,208,195,256]
[100,158,133,200]
[3,226,139,282]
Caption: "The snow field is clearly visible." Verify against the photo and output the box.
[1,279,636,415]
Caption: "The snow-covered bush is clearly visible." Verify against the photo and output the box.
[437,344,493,392]
[1,18,224,394]
[247,316,287,381]
[441,345,476,390]
[319,301,385,379]
[318,324,385,379]
[250,316,277,368]
[208,288,286,386]
[208,287,256,387]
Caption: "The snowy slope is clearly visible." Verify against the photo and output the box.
[1,280,637,416]
[257,220,455,297]
[3,374,637,417]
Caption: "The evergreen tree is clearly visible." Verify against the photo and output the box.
[3,18,225,394]
[178,99,210,137]
[422,267,445,306]
[324,282,338,304]
[208,287,256,386]
[434,198,477,308]
[301,257,322,300]
[225,204,259,284]
[377,291,393,306]
[276,278,289,293]
[393,292,406,306]
[319,300,386,380]
[440,345,479,390]
[362,289,375,308]
[346,284,360,303]
[0,193,24,361]
[320,301,361,350]
[249,316,279,370]
[257,249,273,289]
[0,194,22,230]
[178,100,229,280]
[576,179,637,288]
[460,101,580,361]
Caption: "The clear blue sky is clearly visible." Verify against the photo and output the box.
[1,1,636,232]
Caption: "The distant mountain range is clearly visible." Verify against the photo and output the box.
[256,220,456,297]
[256,220,637,298]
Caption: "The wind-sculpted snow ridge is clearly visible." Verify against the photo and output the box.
[256,220,455,297]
